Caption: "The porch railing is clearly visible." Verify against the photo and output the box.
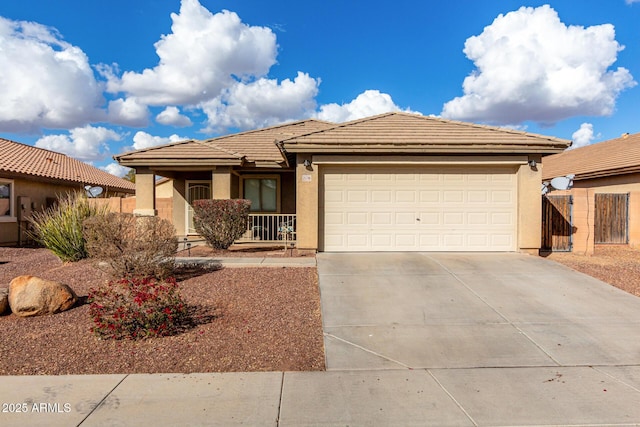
[236,214,297,245]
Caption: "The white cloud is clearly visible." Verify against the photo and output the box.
[103,1,277,106]
[441,5,636,126]
[156,106,193,127]
[626,0,640,4]
[35,126,122,161]
[0,17,104,132]
[570,123,596,149]
[200,72,319,131]
[316,90,412,123]
[102,163,130,178]
[107,97,149,126]
[131,131,189,150]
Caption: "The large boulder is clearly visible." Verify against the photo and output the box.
[8,276,77,317]
[0,288,8,315]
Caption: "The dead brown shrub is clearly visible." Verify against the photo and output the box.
[83,213,178,279]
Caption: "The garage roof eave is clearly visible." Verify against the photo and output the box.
[282,144,568,154]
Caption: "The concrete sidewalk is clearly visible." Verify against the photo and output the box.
[3,253,640,426]
[2,367,640,426]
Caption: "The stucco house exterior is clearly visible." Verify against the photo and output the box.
[1,138,135,246]
[116,112,569,253]
[542,132,640,254]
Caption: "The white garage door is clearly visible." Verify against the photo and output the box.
[322,165,517,252]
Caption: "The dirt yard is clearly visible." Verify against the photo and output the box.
[0,247,325,375]
[545,245,640,298]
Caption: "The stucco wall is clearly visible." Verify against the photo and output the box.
[517,159,543,254]
[1,178,86,246]
[549,179,640,254]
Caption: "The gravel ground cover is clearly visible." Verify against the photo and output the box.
[0,247,325,375]
[545,245,640,298]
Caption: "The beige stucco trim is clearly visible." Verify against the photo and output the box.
[311,155,529,165]
[295,154,318,251]
[172,179,187,236]
[517,157,543,251]
[213,168,231,199]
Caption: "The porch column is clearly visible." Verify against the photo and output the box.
[212,167,231,199]
[133,167,157,216]
[296,154,318,252]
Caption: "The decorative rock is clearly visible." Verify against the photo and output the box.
[8,276,78,317]
[0,288,8,315]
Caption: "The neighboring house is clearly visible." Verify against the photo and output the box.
[542,132,640,254]
[116,112,569,253]
[0,138,135,246]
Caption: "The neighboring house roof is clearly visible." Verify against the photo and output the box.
[542,132,640,181]
[115,119,335,169]
[280,112,571,154]
[0,138,135,193]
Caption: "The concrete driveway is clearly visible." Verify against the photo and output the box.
[313,252,640,425]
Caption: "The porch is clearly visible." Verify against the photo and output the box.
[180,213,297,250]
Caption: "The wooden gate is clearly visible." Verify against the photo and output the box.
[541,195,573,251]
[595,193,629,244]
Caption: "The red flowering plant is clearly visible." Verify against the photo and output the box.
[88,276,191,340]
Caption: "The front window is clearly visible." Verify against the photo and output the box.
[243,177,278,212]
[0,180,13,220]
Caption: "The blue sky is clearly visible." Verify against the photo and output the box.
[0,0,639,176]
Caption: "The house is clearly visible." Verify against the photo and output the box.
[0,138,135,246]
[115,112,569,253]
[541,132,640,254]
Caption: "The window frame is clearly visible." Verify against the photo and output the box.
[240,175,281,213]
[0,179,15,222]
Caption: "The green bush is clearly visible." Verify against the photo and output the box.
[27,192,108,262]
[88,276,191,340]
[192,199,251,249]
[83,213,178,280]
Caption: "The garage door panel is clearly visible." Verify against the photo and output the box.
[325,190,344,203]
[491,191,513,203]
[491,212,513,225]
[347,212,368,225]
[468,191,489,203]
[323,166,516,252]
[395,234,417,247]
[468,212,489,225]
[443,191,464,203]
[420,191,440,202]
[371,212,393,225]
[371,190,392,203]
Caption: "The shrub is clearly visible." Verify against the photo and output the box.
[27,192,108,262]
[88,276,190,340]
[83,213,178,280]
[192,199,251,249]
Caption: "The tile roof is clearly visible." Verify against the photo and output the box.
[115,119,335,167]
[281,112,570,154]
[542,132,640,180]
[0,138,135,193]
